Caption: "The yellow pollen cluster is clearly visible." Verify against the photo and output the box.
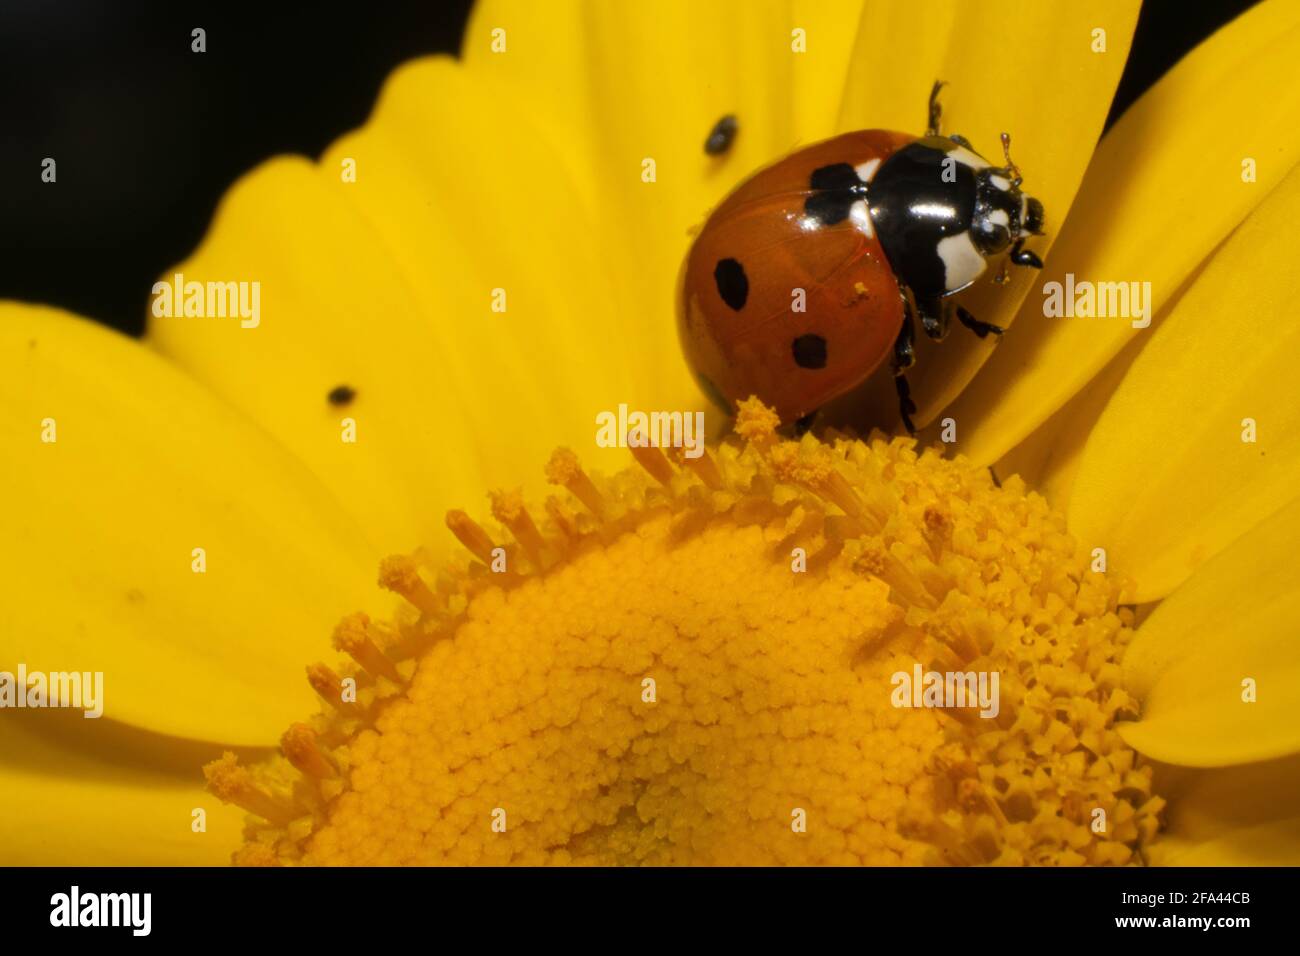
[209,400,1163,866]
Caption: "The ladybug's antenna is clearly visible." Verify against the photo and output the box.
[927,80,945,137]
[1000,132,1023,188]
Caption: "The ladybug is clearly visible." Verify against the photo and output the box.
[678,82,1045,432]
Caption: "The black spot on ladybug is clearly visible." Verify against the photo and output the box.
[810,163,862,191]
[792,334,827,370]
[804,163,867,226]
[328,384,357,406]
[714,258,748,311]
[704,114,738,156]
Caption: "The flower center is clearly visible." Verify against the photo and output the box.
[206,399,1163,866]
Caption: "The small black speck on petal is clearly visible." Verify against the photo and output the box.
[792,334,827,370]
[328,384,357,406]
[714,258,748,311]
[704,114,738,156]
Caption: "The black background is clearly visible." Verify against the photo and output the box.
[0,0,1259,335]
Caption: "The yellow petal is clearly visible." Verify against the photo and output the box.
[845,0,1140,428]
[947,0,1300,459]
[464,0,855,178]
[1150,754,1300,865]
[1117,496,1300,767]
[1156,818,1300,866]
[1069,162,1300,600]
[150,59,645,543]
[316,58,636,483]
[1,304,380,744]
[466,1,868,415]
[993,333,1144,510]
[466,0,870,150]
[791,0,879,143]
[0,710,252,865]
[999,256,1215,511]
[147,154,489,555]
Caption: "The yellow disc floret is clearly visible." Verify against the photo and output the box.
[207,400,1163,866]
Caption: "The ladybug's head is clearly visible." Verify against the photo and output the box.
[969,132,1044,256]
[970,167,1043,256]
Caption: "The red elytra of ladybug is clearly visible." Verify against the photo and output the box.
[678,83,1046,432]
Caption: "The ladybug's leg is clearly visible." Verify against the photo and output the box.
[927,80,945,136]
[956,305,1005,339]
[895,376,917,434]
[793,411,818,436]
[893,302,917,371]
[1009,238,1043,269]
[916,294,950,342]
[892,296,919,433]
[928,81,976,149]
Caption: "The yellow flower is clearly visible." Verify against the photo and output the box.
[2,0,1297,865]
[207,409,1160,866]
